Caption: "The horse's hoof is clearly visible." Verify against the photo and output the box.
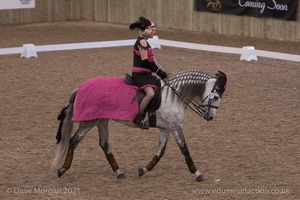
[117,173,126,179]
[57,168,66,178]
[138,168,145,177]
[196,174,205,182]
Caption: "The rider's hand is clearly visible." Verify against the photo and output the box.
[157,69,167,79]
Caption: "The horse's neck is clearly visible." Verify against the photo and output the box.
[177,82,206,102]
[165,71,211,102]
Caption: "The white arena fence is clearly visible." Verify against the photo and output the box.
[0,37,299,63]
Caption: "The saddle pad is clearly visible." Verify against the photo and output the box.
[72,77,139,122]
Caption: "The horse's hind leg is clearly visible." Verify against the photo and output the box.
[97,120,125,179]
[57,122,94,177]
[139,128,170,177]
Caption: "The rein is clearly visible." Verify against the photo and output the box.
[163,80,207,117]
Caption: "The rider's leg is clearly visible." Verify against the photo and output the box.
[133,87,154,129]
[139,87,155,114]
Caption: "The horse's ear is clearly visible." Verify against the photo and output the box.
[216,71,227,81]
[218,70,224,75]
[216,70,226,78]
[215,71,221,79]
[215,71,227,94]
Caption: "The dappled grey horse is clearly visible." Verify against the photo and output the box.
[52,70,227,182]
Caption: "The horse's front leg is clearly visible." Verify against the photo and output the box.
[172,126,205,182]
[139,128,170,177]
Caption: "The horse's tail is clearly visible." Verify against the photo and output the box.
[52,89,77,169]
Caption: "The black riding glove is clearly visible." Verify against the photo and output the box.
[141,59,167,79]
[156,68,167,79]
[141,59,158,72]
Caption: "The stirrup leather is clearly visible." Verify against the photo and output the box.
[133,114,149,129]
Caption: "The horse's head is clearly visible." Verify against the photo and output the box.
[201,71,227,121]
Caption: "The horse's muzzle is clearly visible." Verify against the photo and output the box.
[203,111,214,121]
[207,116,214,121]
[204,116,214,121]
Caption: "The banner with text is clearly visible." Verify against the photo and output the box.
[194,0,298,21]
[0,0,35,10]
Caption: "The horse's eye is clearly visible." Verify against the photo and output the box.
[214,95,219,100]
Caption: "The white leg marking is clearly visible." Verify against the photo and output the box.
[116,169,123,175]
[194,170,202,178]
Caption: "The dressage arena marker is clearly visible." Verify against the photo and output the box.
[240,46,258,61]
[0,37,299,62]
[20,44,38,58]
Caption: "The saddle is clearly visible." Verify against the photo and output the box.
[124,73,162,127]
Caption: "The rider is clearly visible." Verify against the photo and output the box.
[129,16,167,129]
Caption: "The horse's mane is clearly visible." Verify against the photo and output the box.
[165,70,212,101]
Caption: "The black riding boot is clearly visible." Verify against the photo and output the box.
[133,113,149,129]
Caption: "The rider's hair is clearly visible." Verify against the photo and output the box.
[139,28,152,37]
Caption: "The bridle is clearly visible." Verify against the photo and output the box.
[199,86,220,118]
[164,78,222,118]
